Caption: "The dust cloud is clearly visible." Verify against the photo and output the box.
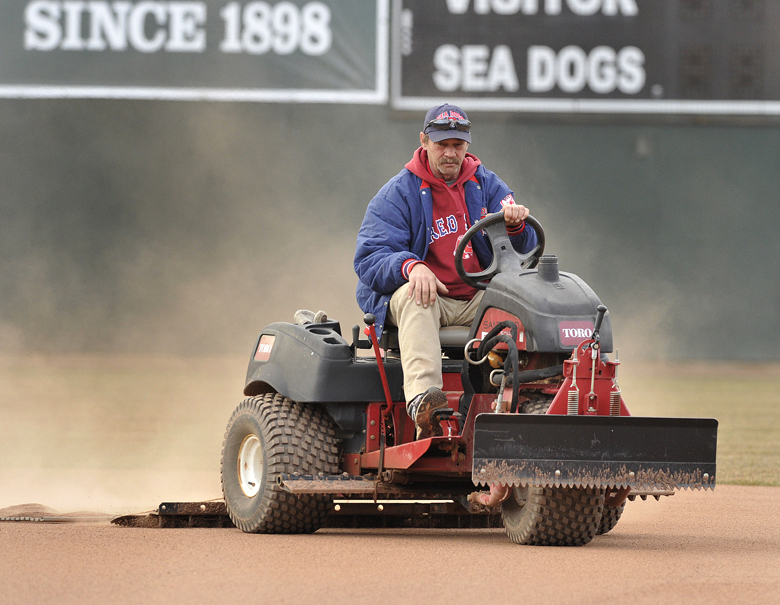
[0,100,384,357]
[1,99,778,514]
[0,100,387,513]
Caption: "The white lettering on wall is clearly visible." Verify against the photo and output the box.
[219,1,331,56]
[128,2,167,52]
[23,0,332,55]
[88,2,130,51]
[433,44,519,92]
[24,0,207,52]
[62,1,86,50]
[445,0,637,15]
[528,44,645,94]
[167,2,207,51]
[25,1,62,51]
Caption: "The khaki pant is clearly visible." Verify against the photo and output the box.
[388,285,484,403]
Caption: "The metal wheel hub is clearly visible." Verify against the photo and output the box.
[238,434,264,498]
[510,485,529,507]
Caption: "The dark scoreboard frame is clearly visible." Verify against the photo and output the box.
[391,0,780,116]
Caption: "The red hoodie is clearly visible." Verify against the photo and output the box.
[403,147,483,300]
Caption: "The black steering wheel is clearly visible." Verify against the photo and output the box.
[455,212,545,290]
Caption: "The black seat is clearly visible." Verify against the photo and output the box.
[380,325,471,359]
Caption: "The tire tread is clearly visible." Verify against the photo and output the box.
[597,503,625,535]
[502,486,605,546]
[504,393,605,545]
[221,394,339,534]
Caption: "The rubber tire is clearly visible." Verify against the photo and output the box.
[505,392,605,545]
[520,392,625,537]
[221,394,339,534]
[501,485,606,546]
[519,393,554,414]
[597,503,625,535]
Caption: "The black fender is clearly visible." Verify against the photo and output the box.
[243,321,404,404]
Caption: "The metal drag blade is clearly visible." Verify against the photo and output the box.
[472,414,718,491]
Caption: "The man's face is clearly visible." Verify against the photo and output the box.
[420,133,469,181]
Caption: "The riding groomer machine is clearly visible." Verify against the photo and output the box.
[220,213,718,545]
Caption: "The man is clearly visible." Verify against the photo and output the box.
[354,103,537,439]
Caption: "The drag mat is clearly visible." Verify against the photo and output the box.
[110,499,502,529]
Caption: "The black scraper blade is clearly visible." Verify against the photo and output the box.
[472,414,718,491]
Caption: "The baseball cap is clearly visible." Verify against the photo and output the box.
[422,103,472,143]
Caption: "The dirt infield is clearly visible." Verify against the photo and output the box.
[1,357,778,603]
[1,485,778,605]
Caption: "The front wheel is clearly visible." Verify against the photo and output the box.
[221,394,339,533]
[502,392,606,545]
[597,503,625,535]
[501,485,605,546]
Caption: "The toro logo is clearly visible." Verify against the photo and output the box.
[254,335,276,362]
[559,321,594,346]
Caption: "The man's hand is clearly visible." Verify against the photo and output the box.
[503,204,529,226]
[408,263,449,308]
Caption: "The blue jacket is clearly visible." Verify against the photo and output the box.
[354,163,537,338]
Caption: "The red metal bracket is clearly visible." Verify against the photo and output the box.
[547,339,630,416]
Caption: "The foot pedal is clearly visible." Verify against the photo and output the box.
[432,408,455,421]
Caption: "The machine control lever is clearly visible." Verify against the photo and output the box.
[592,305,607,343]
[352,325,372,349]
[351,325,372,360]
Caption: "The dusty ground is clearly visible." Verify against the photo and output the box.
[1,357,778,603]
[1,485,778,605]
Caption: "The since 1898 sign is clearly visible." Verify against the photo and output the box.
[391,0,780,116]
[0,0,388,102]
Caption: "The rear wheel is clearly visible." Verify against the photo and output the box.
[221,394,339,533]
[519,392,554,414]
[503,391,605,545]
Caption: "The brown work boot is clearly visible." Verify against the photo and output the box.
[407,387,448,440]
